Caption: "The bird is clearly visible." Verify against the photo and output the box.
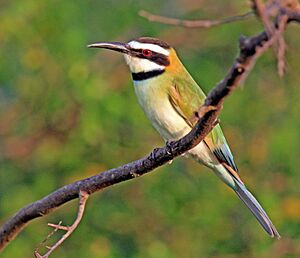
[88,37,280,238]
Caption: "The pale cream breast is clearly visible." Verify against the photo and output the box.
[134,79,189,140]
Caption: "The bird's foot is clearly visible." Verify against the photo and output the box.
[165,140,174,155]
[150,148,160,161]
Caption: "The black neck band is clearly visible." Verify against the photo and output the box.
[132,69,165,81]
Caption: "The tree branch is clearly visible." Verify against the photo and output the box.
[139,10,254,28]
[0,2,300,254]
[34,191,89,258]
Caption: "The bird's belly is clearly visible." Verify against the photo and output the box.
[152,103,190,140]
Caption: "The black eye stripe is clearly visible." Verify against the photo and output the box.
[128,48,170,66]
[149,53,170,66]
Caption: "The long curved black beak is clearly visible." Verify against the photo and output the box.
[87,42,129,54]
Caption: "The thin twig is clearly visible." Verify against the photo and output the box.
[33,221,63,257]
[253,16,288,64]
[252,0,288,76]
[34,191,89,258]
[47,224,69,231]
[252,0,275,35]
[239,13,288,80]
[277,15,288,76]
[139,10,254,28]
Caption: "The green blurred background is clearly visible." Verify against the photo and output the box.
[1,1,300,257]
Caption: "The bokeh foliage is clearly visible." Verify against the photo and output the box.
[0,1,300,257]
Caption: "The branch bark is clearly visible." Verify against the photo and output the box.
[0,2,299,253]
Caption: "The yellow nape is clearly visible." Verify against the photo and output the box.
[165,48,185,74]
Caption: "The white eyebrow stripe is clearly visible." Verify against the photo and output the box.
[128,41,170,56]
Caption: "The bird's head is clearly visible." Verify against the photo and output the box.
[88,37,179,78]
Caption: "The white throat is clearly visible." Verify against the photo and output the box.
[124,55,164,73]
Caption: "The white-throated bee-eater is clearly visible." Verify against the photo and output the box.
[88,37,280,238]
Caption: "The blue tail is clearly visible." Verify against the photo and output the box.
[233,178,280,238]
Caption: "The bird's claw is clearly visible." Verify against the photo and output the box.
[150,148,160,161]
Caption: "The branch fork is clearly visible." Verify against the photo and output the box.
[34,191,89,258]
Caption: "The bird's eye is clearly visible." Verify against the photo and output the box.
[142,49,152,57]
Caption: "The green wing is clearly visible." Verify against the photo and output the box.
[169,76,240,177]
[168,76,206,126]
